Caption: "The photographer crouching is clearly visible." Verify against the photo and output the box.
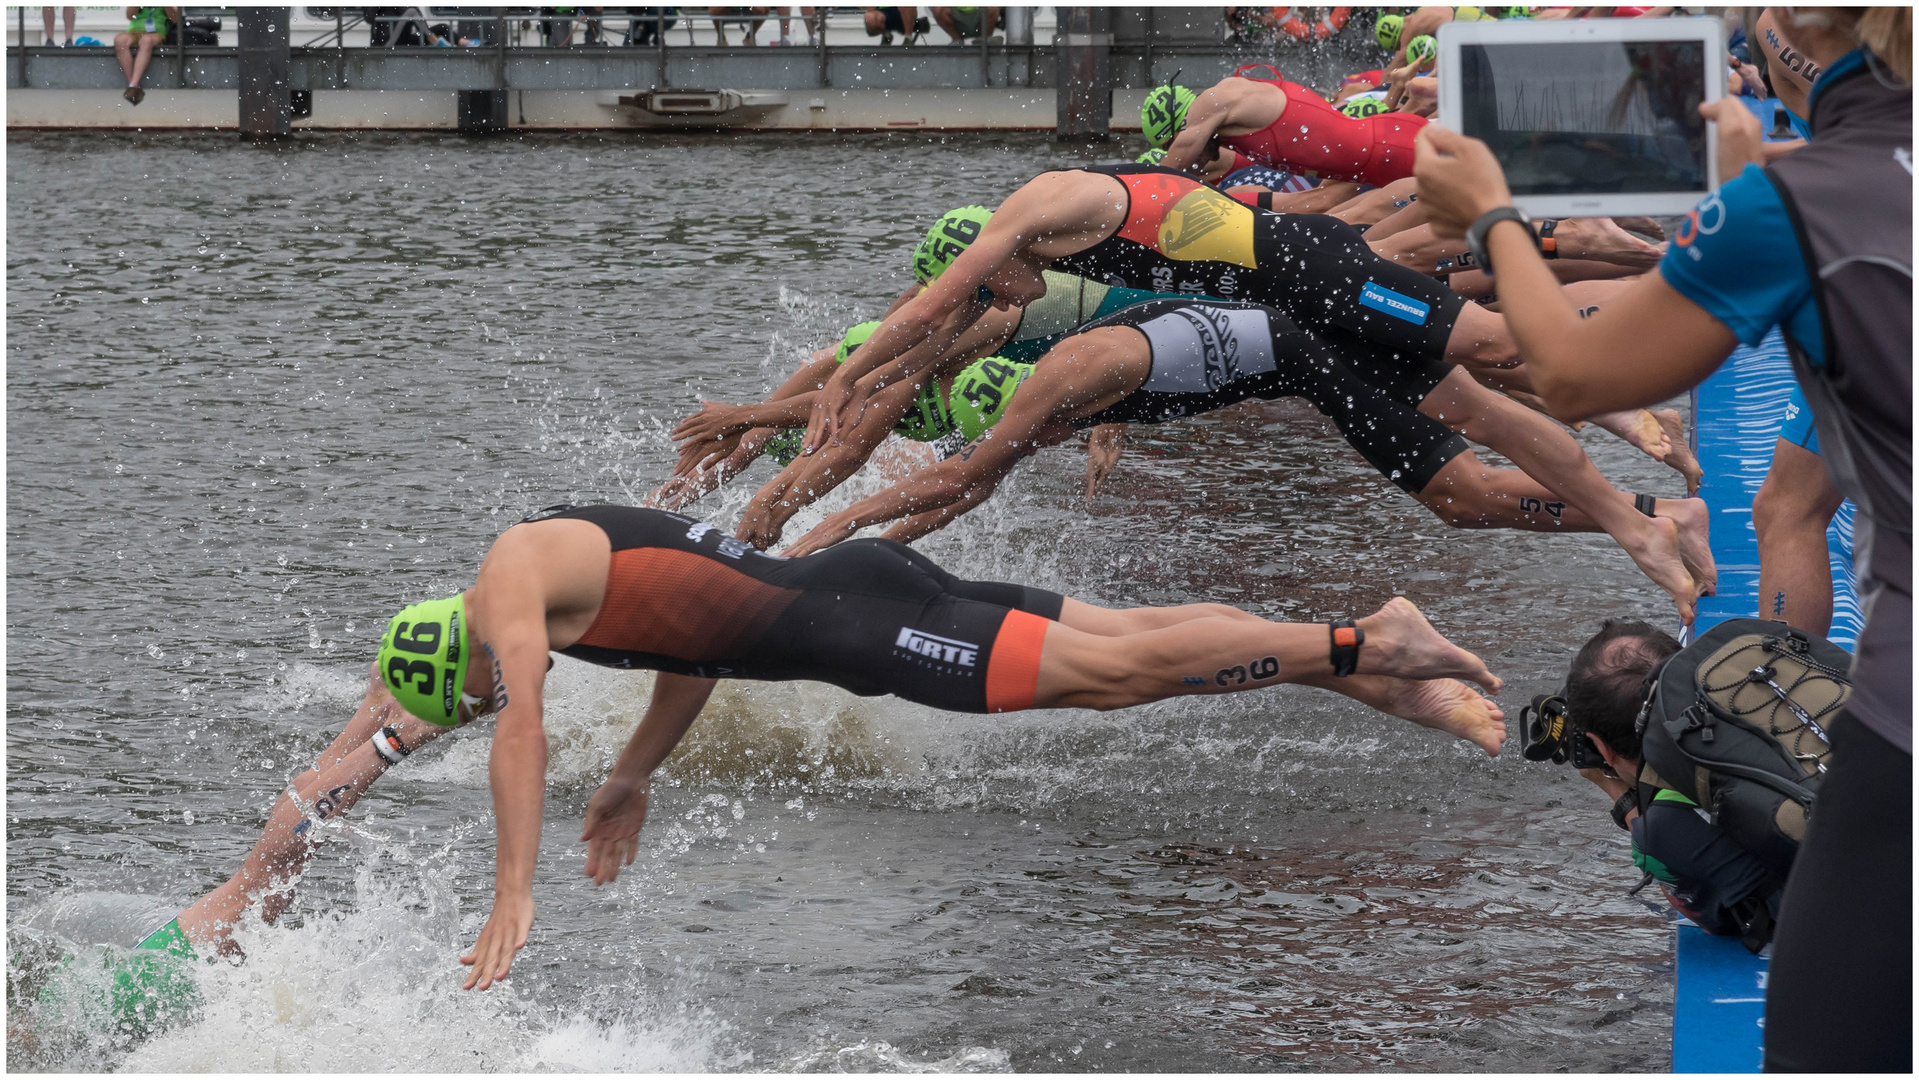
[1533,621,1787,950]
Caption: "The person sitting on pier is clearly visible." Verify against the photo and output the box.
[863,6,926,45]
[113,5,179,105]
[931,6,997,44]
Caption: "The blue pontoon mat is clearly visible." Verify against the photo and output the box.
[1670,327,1861,1073]
[1673,925,1769,1073]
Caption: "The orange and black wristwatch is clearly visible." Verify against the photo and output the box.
[1329,619,1365,677]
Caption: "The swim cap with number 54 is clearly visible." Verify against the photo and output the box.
[913,205,993,284]
[378,595,472,726]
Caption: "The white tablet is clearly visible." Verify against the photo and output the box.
[1437,16,1726,217]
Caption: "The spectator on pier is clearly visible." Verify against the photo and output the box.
[623,6,679,45]
[114,6,178,105]
[709,5,771,45]
[773,6,815,46]
[363,7,426,47]
[42,6,74,46]
[931,6,996,44]
[863,6,926,45]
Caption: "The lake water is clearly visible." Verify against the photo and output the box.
[9,130,1686,1071]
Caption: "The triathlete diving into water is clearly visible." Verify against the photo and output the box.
[726,298,1715,568]
[734,180,1714,620]
[371,502,1505,988]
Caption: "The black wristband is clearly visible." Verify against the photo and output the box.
[1536,218,1560,259]
[1329,619,1364,678]
[1634,493,1658,518]
[1465,206,1531,278]
[1611,788,1638,831]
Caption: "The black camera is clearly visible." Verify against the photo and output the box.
[1519,693,1607,770]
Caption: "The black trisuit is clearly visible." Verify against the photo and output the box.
[534,504,1063,714]
[1048,165,1465,405]
[1067,298,1470,493]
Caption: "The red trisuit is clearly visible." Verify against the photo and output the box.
[1216,70,1427,189]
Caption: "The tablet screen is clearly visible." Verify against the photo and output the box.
[1457,41,1710,196]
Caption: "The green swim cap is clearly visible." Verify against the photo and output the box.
[1137,147,1168,166]
[1140,84,1195,148]
[834,320,882,364]
[1453,5,1485,21]
[1494,6,1533,17]
[913,206,993,284]
[946,357,1033,442]
[378,595,473,727]
[1375,12,1404,51]
[1339,95,1386,119]
[1407,34,1437,63]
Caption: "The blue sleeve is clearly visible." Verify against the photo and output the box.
[1658,165,1816,348]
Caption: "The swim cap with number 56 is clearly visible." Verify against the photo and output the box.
[912,205,993,284]
[378,595,472,726]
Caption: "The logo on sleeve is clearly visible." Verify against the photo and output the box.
[1357,281,1430,325]
[894,628,979,669]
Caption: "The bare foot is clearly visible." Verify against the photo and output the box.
[1611,215,1667,242]
[1653,408,1703,495]
[1356,597,1504,694]
[1553,216,1665,269]
[1588,408,1672,462]
[1616,514,1700,625]
[1383,677,1508,757]
[1655,495,1717,597]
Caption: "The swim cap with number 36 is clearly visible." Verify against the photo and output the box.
[912,205,993,284]
[379,595,472,726]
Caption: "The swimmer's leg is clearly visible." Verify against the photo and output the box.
[1026,597,1504,749]
[1325,178,1420,231]
[1753,438,1845,635]
[1417,367,1701,622]
[1367,222,1466,274]
[1412,452,1716,595]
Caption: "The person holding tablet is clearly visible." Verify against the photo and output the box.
[1412,8,1910,1071]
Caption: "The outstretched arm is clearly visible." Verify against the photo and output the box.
[735,373,937,549]
[173,671,456,954]
[580,673,717,886]
[458,560,559,991]
[1159,83,1242,173]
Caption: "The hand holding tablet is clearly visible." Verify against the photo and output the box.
[1435,16,1728,217]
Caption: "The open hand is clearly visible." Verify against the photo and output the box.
[671,400,756,447]
[459,893,533,990]
[1413,124,1513,238]
[782,510,860,558]
[804,377,871,456]
[1084,424,1124,505]
[581,775,650,886]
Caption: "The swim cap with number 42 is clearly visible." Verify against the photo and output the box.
[913,205,993,284]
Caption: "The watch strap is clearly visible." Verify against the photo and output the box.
[1465,206,1531,277]
[1329,619,1364,678]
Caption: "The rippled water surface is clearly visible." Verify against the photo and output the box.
[10,131,1688,1071]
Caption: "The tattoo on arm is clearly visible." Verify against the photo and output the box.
[484,641,510,712]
